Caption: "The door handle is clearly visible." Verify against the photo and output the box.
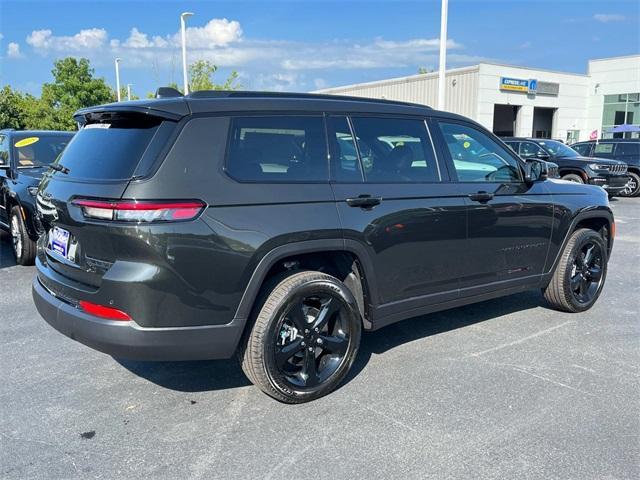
[346,195,382,209]
[468,191,494,203]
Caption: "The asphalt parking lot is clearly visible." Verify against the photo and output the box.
[1,198,638,480]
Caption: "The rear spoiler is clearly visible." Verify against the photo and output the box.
[74,98,190,126]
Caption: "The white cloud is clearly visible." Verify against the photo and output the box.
[593,14,625,23]
[180,18,243,48]
[26,28,107,52]
[20,18,485,91]
[7,42,22,58]
[0,33,4,41]
[519,41,532,49]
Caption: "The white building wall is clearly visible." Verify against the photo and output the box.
[315,66,479,119]
[585,55,640,139]
[476,63,590,140]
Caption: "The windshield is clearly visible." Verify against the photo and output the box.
[12,134,72,167]
[537,140,580,157]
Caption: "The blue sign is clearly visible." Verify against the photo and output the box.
[528,79,538,94]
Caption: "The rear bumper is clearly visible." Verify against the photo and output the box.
[32,276,245,361]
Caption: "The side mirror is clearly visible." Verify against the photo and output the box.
[535,151,550,161]
[524,159,548,183]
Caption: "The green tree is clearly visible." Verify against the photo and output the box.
[188,60,241,92]
[39,57,114,130]
[0,86,27,129]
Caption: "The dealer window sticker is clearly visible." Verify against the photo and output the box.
[14,137,39,148]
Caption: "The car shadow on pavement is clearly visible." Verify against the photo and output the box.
[116,290,543,394]
[0,231,17,269]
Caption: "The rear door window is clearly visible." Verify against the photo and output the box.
[593,143,615,157]
[226,116,328,182]
[58,114,163,180]
[349,116,440,183]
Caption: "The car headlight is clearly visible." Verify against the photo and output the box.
[27,186,39,197]
[588,163,609,171]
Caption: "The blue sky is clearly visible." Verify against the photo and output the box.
[1,0,638,97]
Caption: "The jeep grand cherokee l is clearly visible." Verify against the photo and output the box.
[571,139,640,197]
[33,91,615,403]
[503,137,628,196]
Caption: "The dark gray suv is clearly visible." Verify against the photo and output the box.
[33,91,615,403]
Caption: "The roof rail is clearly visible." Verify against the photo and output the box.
[187,90,430,108]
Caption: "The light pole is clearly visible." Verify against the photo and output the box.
[437,0,448,111]
[115,58,122,102]
[127,84,132,101]
[180,12,194,95]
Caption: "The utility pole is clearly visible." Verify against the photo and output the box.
[115,58,121,102]
[181,12,194,95]
[437,0,448,111]
[127,84,132,101]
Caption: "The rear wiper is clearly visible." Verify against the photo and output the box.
[48,163,70,174]
[27,162,70,174]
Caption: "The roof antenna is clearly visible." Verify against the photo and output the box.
[155,87,183,99]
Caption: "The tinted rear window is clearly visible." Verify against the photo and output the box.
[12,134,72,167]
[57,114,162,180]
[226,116,328,182]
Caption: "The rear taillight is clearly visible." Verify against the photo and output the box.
[72,199,205,222]
[79,301,131,321]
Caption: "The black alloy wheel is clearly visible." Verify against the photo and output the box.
[241,270,361,403]
[274,292,350,388]
[569,241,604,305]
[543,228,608,313]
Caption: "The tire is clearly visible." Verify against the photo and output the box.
[240,270,362,403]
[620,171,640,197]
[543,228,608,313]
[561,173,584,184]
[10,206,36,266]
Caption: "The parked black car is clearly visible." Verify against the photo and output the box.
[571,139,640,197]
[0,129,74,265]
[33,92,614,403]
[502,137,629,196]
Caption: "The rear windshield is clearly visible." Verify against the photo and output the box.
[56,114,162,180]
[13,134,72,167]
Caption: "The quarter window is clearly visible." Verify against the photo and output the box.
[0,136,8,167]
[438,122,522,183]
[349,117,439,183]
[226,116,328,182]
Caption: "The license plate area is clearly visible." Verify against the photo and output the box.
[48,227,78,263]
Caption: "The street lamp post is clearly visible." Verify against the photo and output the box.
[127,84,132,101]
[180,12,194,95]
[437,0,448,111]
[115,58,122,102]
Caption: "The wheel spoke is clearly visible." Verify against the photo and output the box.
[275,338,303,368]
[300,348,319,386]
[570,273,582,291]
[587,266,602,281]
[286,301,307,330]
[583,245,594,266]
[311,297,340,331]
[319,334,348,356]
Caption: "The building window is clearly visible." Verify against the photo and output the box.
[601,92,640,139]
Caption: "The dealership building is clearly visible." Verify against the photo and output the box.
[315,55,640,143]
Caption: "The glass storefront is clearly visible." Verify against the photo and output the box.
[602,93,640,139]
